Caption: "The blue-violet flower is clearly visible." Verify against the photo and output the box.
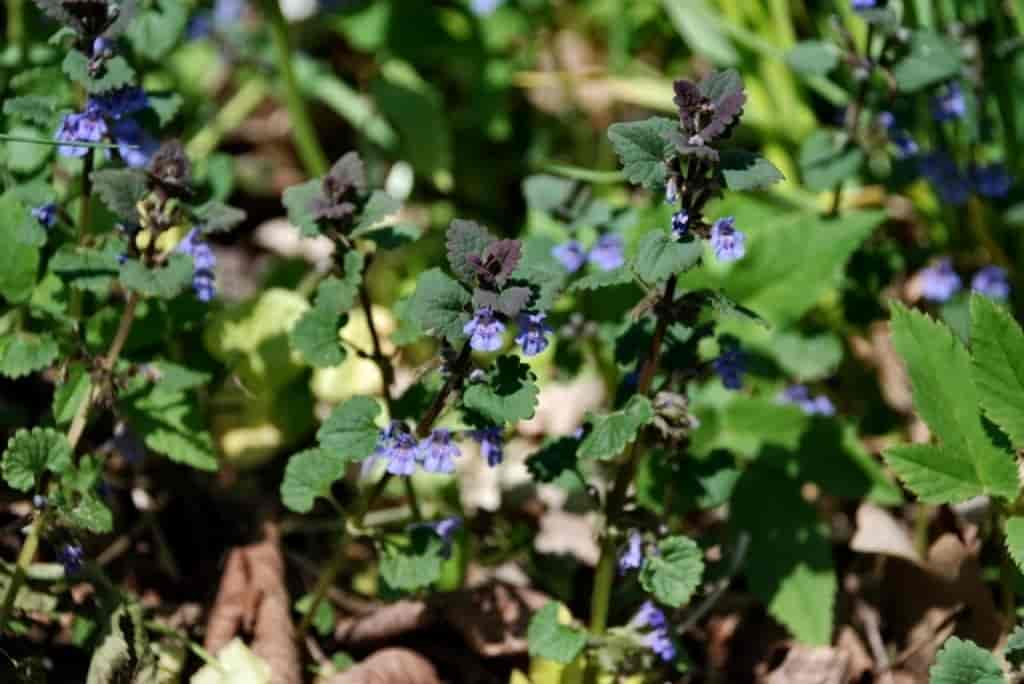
[671,211,689,241]
[471,427,504,467]
[588,234,625,271]
[417,428,460,474]
[970,163,1012,199]
[31,203,57,228]
[710,216,746,262]
[971,266,1010,300]
[464,306,505,352]
[176,228,217,302]
[919,258,962,303]
[515,311,552,357]
[59,544,84,576]
[932,82,966,122]
[618,530,644,574]
[552,240,586,273]
[713,343,745,390]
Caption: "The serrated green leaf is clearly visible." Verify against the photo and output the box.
[885,303,1019,502]
[280,449,347,513]
[195,201,246,235]
[698,68,744,104]
[65,490,114,534]
[120,253,194,299]
[446,219,495,284]
[0,334,59,379]
[894,31,963,93]
[462,355,539,424]
[607,117,676,190]
[640,535,704,608]
[126,0,188,61]
[512,236,568,312]
[119,384,218,471]
[929,637,1005,684]
[970,295,1024,448]
[568,268,635,292]
[731,465,835,645]
[90,168,148,219]
[148,361,211,393]
[316,396,381,459]
[0,194,40,303]
[527,602,587,665]
[719,150,786,190]
[799,131,864,192]
[634,232,703,282]
[786,41,840,76]
[296,594,336,637]
[282,179,322,238]
[351,190,401,236]
[379,527,444,592]
[6,125,53,173]
[2,427,73,491]
[408,268,471,343]
[579,395,654,460]
[50,245,122,294]
[291,308,345,368]
[883,444,985,503]
[53,363,92,426]
[1006,516,1024,575]
[62,51,136,93]
[3,95,59,127]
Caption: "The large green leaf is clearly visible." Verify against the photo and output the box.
[633,232,703,283]
[731,465,835,645]
[639,535,705,607]
[970,295,1024,448]
[527,602,588,665]
[378,527,445,592]
[884,304,1019,502]
[120,254,194,299]
[2,427,73,491]
[0,194,40,303]
[578,396,654,461]
[407,268,471,344]
[316,396,381,459]
[280,449,347,513]
[462,355,539,424]
[928,637,1005,684]
[893,31,963,93]
[607,117,676,191]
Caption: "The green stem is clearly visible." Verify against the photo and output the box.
[259,0,328,177]
[6,0,24,53]
[986,0,1021,175]
[0,515,42,633]
[186,78,270,162]
[588,537,617,635]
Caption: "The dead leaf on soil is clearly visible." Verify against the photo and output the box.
[850,503,922,566]
[761,644,850,684]
[317,648,440,684]
[204,523,301,684]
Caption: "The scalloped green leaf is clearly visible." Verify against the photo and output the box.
[316,396,381,459]
[408,268,471,343]
[282,178,322,238]
[281,449,347,513]
[2,427,73,491]
[639,535,705,608]
[928,637,1004,684]
[720,150,786,190]
[462,355,540,424]
[634,232,703,282]
[120,253,193,299]
[607,117,676,191]
[62,51,136,94]
[579,395,654,461]
[0,334,59,379]
[90,168,148,219]
[291,308,345,368]
[195,201,246,235]
[379,526,444,592]
[527,602,587,665]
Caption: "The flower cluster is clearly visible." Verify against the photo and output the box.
[465,307,553,356]
[709,216,746,262]
[632,601,676,662]
[931,82,966,122]
[552,234,625,273]
[374,424,479,476]
[417,517,462,558]
[55,86,157,168]
[777,385,836,417]
[175,228,218,302]
[31,203,58,229]
[920,154,1012,205]
[918,258,1011,303]
[59,544,84,576]
[618,530,644,574]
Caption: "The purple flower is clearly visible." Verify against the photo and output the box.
[932,82,966,122]
[59,544,84,576]
[55,105,108,157]
[919,257,962,303]
[464,306,505,352]
[713,342,745,390]
[109,118,158,168]
[644,628,677,662]
[188,0,245,37]
[470,0,502,15]
[176,228,217,301]
[970,164,1012,199]
[920,153,970,206]
[552,240,586,273]
[891,130,919,158]
[852,0,879,9]
[671,211,689,241]
[90,87,148,120]
[421,516,462,558]
[417,428,460,474]
[31,203,57,228]
[471,427,504,467]
[32,494,47,509]
[877,111,895,129]
[92,37,114,58]
[379,425,419,477]
[972,266,1010,300]
[588,234,625,271]
[778,385,836,417]
[515,311,552,357]
[633,601,668,630]
[618,531,644,574]
[710,216,745,262]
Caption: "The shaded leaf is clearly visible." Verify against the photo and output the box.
[579,396,654,460]
[639,535,705,607]
[281,449,346,513]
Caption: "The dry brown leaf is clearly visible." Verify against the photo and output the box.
[850,503,922,566]
[318,648,440,684]
[761,645,850,684]
[333,600,435,645]
[849,322,913,413]
[534,510,600,566]
[836,626,874,683]
[204,523,301,684]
